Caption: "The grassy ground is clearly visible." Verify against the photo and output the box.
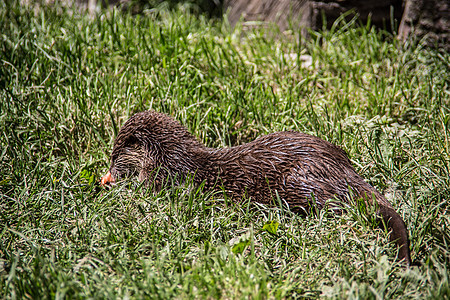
[1,1,449,298]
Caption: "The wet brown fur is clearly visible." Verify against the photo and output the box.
[107,110,412,265]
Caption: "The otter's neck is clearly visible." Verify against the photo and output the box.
[162,135,220,185]
[185,145,245,190]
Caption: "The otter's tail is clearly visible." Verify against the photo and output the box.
[377,205,412,266]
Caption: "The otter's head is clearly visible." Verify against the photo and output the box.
[100,110,201,188]
[101,131,154,186]
[101,112,159,186]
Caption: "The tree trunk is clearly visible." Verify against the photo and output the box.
[399,0,449,50]
[224,0,449,50]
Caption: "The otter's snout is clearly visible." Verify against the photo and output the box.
[101,171,115,186]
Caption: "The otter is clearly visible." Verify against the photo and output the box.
[101,110,412,265]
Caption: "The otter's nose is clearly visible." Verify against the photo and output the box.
[101,171,115,186]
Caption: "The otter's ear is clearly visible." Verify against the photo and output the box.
[139,156,156,181]
[138,169,148,182]
[138,168,162,193]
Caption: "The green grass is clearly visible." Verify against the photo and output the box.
[1,0,449,298]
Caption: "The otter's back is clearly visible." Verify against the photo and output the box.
[214,132,392,211]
